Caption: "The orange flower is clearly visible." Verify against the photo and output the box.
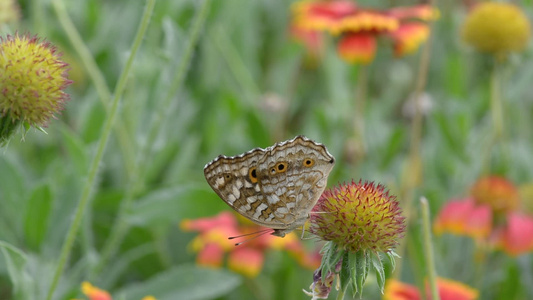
[383,278,479,300]
[181,211,319,277]
[470,176,519,215]
[433,198,492,240]
[81,282,111,300]
[75,282,156,300]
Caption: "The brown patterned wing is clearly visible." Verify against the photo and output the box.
[255,136,335,236]
[204,148,270,223]
[203,136,335,237]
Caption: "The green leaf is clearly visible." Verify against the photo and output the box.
[24,184,53,251]
[319,242,343,284]
[326,243,343,271]
[60,126,89,175]
[115,264,241,300]
[372,253,385,294]
[339,252,351,295]
[354,250,368,297]
[380,128,406,170]
[0,241,28,298]
[318,241,333,275]
[386,251,399,272]
[127,184,227,227]
[348,251,358,296]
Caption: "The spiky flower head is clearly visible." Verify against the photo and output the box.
[310,180,405,252]
[462,2,530,57]
[306,180,405,298]
[0,33,71,144]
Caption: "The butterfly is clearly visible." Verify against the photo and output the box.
[204,136,335,237]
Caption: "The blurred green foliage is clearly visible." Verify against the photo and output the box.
[1,0,533,299]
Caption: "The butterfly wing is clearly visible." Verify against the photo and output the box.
[255,136,335,232]
[204,148,272,224]
[204,136,335,234]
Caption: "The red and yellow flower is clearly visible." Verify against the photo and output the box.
[290,1,438,64]
[383,278,479,300]
[181,211,320,277]
[434,176,533,256]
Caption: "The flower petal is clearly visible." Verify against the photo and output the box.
[196,243,225,267]
[292,0,358,33]
[470,176,519,214]
[81,282,112,300]
[493,213,533,256]
[289,22,324,60]
[387,5,439,21]
[389,22,430,56]
[180,211,237,233]
[434,278,479,300]
[433,198,492,240]
[228,247,264,277]
[383,279,420,300]
[337,34,377,65]
[340,11,398,34]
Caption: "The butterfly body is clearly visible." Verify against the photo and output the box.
[204,136,335,237]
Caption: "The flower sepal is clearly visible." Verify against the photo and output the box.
[314,241,399,298]
[0,113,20,145]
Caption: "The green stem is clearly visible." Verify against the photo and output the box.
[394,0,435,278]
[348,65,368,161]
[52,0,137,178]
[336,280,348,300]
[211,27,261,103]
[94,0,211,277]
[420,197,440,300]
[45,1,154,299]
[490,60,503,141]
[139,0,211,167]
[31,0,44,34]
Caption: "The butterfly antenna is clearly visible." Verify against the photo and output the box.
[228,229,273,246]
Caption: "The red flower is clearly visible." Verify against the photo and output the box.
[434,176,533,256]
[433,198,492,240]
[290,1,438,64]
[292,0,358,33]
[289,22,324,64]
[181,211,320,277]
[383,278,479,300]
[492,212,533,256]
[337,33,376,64]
